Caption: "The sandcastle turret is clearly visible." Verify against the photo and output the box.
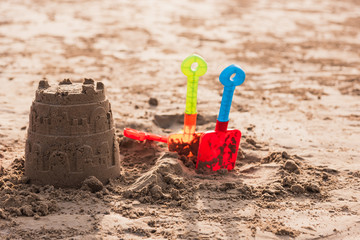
[25,79,121,187]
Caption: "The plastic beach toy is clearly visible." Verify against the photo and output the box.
[196,64,245,171]
[124,128,168,143]
[167,54,207,156]
[123,54,207,157]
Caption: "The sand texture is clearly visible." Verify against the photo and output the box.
[25,79,121,187]
[0,0,360,239]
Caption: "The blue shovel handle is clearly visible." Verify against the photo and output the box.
[217,64,246,122]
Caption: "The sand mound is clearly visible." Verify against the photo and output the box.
[123,154,188,204]
[0,158,59,220]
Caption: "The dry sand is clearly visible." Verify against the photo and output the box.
[1,0,360,239]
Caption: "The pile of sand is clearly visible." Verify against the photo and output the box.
[123,155,188,203]
[0,137,343,239]
[0,159,59,220]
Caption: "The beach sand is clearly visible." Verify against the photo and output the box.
[0,0,359,239]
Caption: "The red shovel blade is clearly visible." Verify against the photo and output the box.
[196,129,241,171]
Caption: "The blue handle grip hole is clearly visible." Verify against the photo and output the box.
[219,64,245,87]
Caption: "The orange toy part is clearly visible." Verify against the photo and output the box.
[168,114,200,157]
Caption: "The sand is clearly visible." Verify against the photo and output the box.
[25,79,121,187]
[0,0,360,239]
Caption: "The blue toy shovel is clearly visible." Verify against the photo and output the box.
[196,64,245,171]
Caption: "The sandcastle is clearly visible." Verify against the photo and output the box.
[25,78,121,187]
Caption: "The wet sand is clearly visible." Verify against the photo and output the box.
[0,0,360,239]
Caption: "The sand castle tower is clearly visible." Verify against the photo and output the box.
[25,78,121,187]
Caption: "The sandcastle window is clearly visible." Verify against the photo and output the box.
[40,117,43,124]
[78,118,83,125]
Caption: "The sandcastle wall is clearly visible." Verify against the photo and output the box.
[25,79,121,187]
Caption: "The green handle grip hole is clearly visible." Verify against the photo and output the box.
[191,62,199,72]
